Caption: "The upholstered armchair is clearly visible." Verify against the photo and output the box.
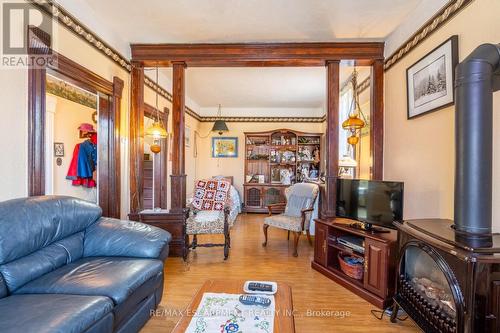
[185,207,231,260]
[262,183,319,257]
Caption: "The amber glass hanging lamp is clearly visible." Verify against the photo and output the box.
[342,68,366,146]
[145,66,168,153]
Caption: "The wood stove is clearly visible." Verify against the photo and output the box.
[391,43,500,332]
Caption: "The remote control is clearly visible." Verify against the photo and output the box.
[239,295,271,307]
[248,282,273,292]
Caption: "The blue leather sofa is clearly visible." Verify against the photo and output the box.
[0,196,172,333]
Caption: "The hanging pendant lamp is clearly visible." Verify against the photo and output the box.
[342,68,366,145]
[146,66,168,153]
[211,104,229,135]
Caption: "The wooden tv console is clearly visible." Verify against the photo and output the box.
[311,218,398,309]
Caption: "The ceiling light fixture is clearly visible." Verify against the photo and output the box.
[342,67,367,146]
[211,104,229,135]
[145,66,168,153]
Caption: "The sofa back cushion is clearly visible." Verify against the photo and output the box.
[0,273,8,298]
[0,196,101,293]
[0,232,85,293]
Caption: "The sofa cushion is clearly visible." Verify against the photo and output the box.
[0,273,7,298]
[0,196,101,265]
[84,217,172,260]
[16,257,163,304]
[0,294,113,333]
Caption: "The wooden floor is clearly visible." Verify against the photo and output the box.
[142,213,418,332]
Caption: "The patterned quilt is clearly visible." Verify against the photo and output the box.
[192,179,231,211]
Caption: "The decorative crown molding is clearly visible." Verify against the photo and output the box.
[31,0,473,121]
[29,0,202,119]
[384,0,474,71]
[199,116,325,123]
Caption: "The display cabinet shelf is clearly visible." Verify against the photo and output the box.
[244,129,322,213]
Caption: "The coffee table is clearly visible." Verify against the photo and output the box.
[172,279,295,333]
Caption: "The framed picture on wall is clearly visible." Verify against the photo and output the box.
[54,142,64,157]
[406,35,458,119]
[212,137,238,158]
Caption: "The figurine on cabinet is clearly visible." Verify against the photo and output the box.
[313,147,320,163]
[280,168,292,185]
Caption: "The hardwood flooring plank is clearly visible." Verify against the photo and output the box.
[142,213,418,332]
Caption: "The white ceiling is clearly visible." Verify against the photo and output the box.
[62,0,424,46]
[57,0,445,116]
[156,66,370,117]
[187,67,325,109]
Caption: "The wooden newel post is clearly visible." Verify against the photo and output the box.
[322,60,340,218]
[170,61,187,212]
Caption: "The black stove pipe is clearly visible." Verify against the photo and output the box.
[454,43,500,235]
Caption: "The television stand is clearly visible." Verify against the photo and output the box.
[349,221,391,234]
[312,217,397,309]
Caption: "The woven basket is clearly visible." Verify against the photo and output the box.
[338,252,364,280]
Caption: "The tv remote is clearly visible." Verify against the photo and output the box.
[248,282,273,292]
[239,295,271,307]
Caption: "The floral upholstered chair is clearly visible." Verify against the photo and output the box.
[262,183,319,257]
[185,207,231,260]
[185,178,240,260]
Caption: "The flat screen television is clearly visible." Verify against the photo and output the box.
[336,179,404,230]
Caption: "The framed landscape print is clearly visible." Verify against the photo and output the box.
[406,35,458,119]
[212,137,238,158]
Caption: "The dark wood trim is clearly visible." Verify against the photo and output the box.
[370,59,384,180]
[28,26,122,217]
[143,103,170,209]
[159,107,170,209]
[131,42,384,67]
[129,61,145,214]
[27,26,50,196]
[97,94,111,216]
[48,53,113,95]
[28,64,46,196]
[109,77,124,217]
[323,61,340,218]
[170,62,187,212]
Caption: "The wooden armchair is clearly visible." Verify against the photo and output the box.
[262,183,319,257]
[185,206,231,260]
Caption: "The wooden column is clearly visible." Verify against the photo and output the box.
[323,60,340,218]
[156,107,170,209]
[109,77,124,218]
[370,59,384,180]
[170,61,187,212]
[129,61,145,213]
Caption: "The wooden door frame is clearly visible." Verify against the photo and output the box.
[27,27,124,218]
[130,42,385,218]
[143,103,170,210]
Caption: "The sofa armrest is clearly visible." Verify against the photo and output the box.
[83,217,172,261]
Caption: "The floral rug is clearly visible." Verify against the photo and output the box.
[185,293,275,333]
